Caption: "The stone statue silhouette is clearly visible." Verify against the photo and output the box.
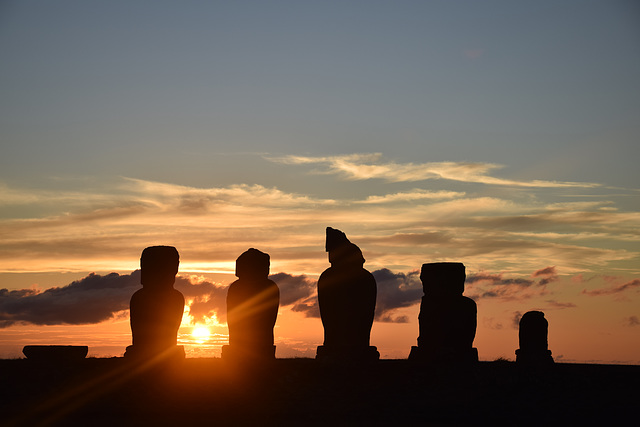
[316,227,379,361]
[124,246,185,360]
[222,248,280,361]
[409,262,478,364]
[516,310,554,365]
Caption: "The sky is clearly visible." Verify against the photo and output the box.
[1,0,639,363]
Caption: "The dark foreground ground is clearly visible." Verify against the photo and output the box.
[1,358,639,426]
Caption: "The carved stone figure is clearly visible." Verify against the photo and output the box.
[316,227,379,361]
[125,246,185,360]
[222,248,280,361]
[409,262,478,364]
[516,310,554,365]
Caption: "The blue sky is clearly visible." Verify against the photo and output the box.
[1,1,639,362]
[2,1,639,189]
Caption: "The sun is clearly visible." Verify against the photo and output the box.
[191,325,211,343]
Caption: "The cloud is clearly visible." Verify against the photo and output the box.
[532,266,559,286]
[581,279,640,296]
[0,170,636,278]
[122,178,337,209]
[626,316,640,327]
[372,268,423,322]
[356,190,465,204]
[545,300,577,309]
[281,269,424,323]
[267,153,601,188]
[174,275,227,324]
[0,272,139,328]
[512,311,523,329]
[0,271,234,328]
[270,272,316,306]
[465,269,552,301]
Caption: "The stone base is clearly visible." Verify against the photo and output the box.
[515,349,554,365]
[221,344,276,362]
[22,345,88,362]
[408,346,478,364]
[315,345,380,363]
[124,345,185,362]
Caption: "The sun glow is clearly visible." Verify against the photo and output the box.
[191,326,211,343]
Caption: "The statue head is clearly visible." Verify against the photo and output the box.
[325,227,365,267]
[140,246,180,290]
[420,262,466,296]
[236,248,270,279]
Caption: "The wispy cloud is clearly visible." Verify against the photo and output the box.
[465,268,557,301]
[581,279,640,296]
[0,162,636,278]
[267,153,601,188]
[356,189,465,204]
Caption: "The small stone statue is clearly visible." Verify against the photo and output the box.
[516,311,554,365]
[316,227,379,362]
[125,246,185,360]
[222,248,280,361]
[409,262,478,364]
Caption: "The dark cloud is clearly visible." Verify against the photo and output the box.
[0,272,139,328]
[277,269,424,323]
[0,270,321,328]
[269,273,316,306]
[626,316,640,327]
[512,311,523,329]
[273,272,321,318]
[545,300,577,309]
[372,268,422,323]
[533,266,556,277]
[174,276,227,324]
[582,279,640,296]
[465,268,557,301]
[466,272,535,288]
[0,271,233,328]
[532,266,559,286]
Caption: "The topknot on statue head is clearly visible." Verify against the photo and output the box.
[140,246,180,290]
[420,262,466,296]
[325,227,365,267]
[235,248,270,279]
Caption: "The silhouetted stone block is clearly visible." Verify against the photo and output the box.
[125,246,185,361]
[223,248,279,362]
[516,311,554,365]
[316,227,379,362]
[22,345,88,362]
[409,262,478,364]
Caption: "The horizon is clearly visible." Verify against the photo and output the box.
[1,1,639,364]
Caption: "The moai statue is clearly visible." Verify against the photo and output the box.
[516,311,554,365]
[125,246,185,361]
[409,262,478,364]
[316,227,379,362]
[222,248,280,361]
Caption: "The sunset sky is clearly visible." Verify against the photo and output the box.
[1,1,639,363]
